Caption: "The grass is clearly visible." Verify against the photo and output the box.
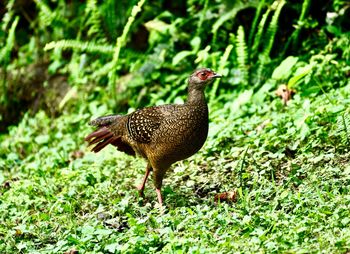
[1,77,350,253]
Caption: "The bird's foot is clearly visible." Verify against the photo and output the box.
[155,202,165,214]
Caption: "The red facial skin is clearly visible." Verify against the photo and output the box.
[197,70,213,80]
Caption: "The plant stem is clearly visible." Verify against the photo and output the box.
[108,0,146,108]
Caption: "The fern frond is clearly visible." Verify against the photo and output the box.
[102,0,124,41]
[0,14,18,103]
[251,6,271,59]
[108,0,146,107]
[248,0,266,48]
[1,0,15,31]
[262,0,286,59]
[341,112,350,145]
[0,16,19,65]
[236,26,249,85]
[85,0,103,38]
[34,0,56,25]
[44,40,114,53]
[290,0,312,51]
[254,0,285,86]
[334,110,350,146]
[210,44,234,102]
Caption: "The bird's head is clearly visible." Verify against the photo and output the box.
[188,68,222,91]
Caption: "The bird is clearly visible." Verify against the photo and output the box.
[85,68,222,205]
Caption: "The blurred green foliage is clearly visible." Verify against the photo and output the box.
[0,0,349,117]
[0,0,350,253]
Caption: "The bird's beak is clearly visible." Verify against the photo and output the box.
[211,72,222,78]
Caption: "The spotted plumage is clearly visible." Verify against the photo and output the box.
[85,68,222,205]
[127,108,162,143]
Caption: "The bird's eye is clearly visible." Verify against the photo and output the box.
[198,71,207,80]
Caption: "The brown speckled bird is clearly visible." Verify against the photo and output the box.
[85,68,221,205]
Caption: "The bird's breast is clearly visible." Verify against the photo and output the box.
[148,105,209,162]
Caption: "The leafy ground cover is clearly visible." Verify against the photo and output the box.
[1,0,350,253]
[1,71,349,253]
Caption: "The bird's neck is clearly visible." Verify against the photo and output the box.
[186,88,207,106]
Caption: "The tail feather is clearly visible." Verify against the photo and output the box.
[85,127,110,142]
[85,126,135,156]
[91,135,115,153]
[88,132,113,146]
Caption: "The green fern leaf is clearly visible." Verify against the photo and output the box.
[236,26,249,85]
[44,40,114,54]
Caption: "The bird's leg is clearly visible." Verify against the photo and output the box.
[153,168,166,207]
[156,188,163,206]
[137,164,152,197]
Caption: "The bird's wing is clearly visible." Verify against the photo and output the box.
[126,106,166,143]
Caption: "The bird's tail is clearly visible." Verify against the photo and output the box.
[85,115,135,155]
[88,115,122,127]
[85,126,116,153]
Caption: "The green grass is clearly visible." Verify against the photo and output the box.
[1,80,349,253]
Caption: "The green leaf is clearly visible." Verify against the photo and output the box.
[0,171,4,185]
[190,36,201,52]
[144,19,170,33]
[59,86,78,109]
[288,64,312,88]
[230,89,253,113]
[34,135,50,144]
[272,56,299,80]
[105,242,120,253]
[172,50,193,66]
